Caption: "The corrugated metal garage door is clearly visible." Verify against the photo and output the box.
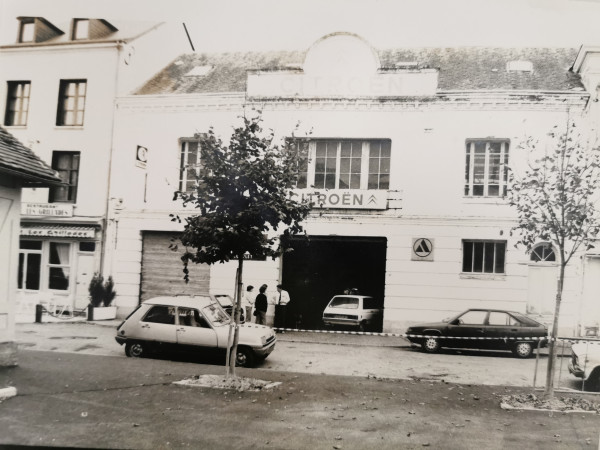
[140,231,210,301]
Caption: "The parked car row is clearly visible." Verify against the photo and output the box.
[116,294,599,392]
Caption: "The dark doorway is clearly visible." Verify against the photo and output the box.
[281,235,387,329]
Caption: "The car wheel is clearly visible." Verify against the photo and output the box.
[584,369,600,392]
[125,342,145,358]
[512,342,533,358]
[422,337,440,353]
[235,346,255,368]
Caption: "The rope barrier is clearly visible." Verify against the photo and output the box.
[255,326,600,344]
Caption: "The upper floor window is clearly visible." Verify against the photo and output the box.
[18,18,35,43]
[464,140,509,197]
[56,79,86,126]
[72,19,89,40]
[179,140,202,192]
[293,139,391,190]
[49,151,80,203]
[462,240,506,274]
[4,81,30,126]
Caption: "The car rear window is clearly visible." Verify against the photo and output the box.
[328,297,359,309]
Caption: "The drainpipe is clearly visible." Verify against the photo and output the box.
[99,41,125,277]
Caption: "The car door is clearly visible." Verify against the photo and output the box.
[136,305,178,351]
[445,310,489,349]
[486,311,517,350]
[176,307,219,357]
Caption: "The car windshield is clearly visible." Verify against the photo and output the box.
[202,304,230,326]
[328,297,359,309]
[214,295,233,308]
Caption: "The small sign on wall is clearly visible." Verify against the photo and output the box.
[411,238,434,261]
[135,145,148,169]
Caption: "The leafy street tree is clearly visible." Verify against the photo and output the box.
[171,112,311,377]
[508,121,600,398]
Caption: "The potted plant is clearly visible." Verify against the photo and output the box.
[87,273,117,320]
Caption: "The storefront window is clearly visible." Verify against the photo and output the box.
[48,242,70,290]
[18,240,42,290]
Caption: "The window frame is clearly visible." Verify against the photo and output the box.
[56,79,87,126]
[530,242,556,262]
[464,139,509,198]
[49,151,80,203]
[295,138,391,191]
[17,240,74,292]
[17,240,43,291]
[18,18,35,43]
[4,81,31,126]
[72,19,89,40]
[178,138,203,192]
[462,239,507,275]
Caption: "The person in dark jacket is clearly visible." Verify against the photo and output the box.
[254,284,268,325]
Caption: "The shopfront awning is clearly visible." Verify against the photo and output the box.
[20,224,97,239]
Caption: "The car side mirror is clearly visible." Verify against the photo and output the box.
[449,319,460,325]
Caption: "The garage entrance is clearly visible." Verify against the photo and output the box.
[281,235,387,329]
[140,231,210,301]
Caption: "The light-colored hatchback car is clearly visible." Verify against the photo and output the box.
[115,295,276,367]
[322,295,384,332]
[568,342,600,391]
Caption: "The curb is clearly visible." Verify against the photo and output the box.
[0,386,17,401]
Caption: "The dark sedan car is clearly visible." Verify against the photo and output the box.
[406,309,548,358]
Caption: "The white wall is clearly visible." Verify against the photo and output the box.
[0,184,20,366]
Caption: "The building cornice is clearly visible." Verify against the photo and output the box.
[116,90,588,114]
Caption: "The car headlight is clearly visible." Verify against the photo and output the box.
[261,336,268,346]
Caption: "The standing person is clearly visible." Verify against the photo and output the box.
[274,284,290,332]
[243,285,255,323]
[254,284,268,325]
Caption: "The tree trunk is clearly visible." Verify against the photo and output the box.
[544,262,566,399]
[227,258,244,378]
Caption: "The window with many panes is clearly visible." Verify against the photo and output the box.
[17,240,72,291]
[4,81,31,126]
[49,151,80,203]
[464,140,509,197]
[462,240,506,274]
[293,139,391,190]
[56,79,86,126]
[179,140,202,192]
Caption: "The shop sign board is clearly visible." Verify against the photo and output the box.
[411,238,434,261]
[294,189,387,210]
[20,226,96,238]
[21,203,73,217]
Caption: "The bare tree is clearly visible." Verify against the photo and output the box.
[508,121,600,398]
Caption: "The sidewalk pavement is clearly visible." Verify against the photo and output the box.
[1,349,599,449]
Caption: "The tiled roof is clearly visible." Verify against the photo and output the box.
[0,126,62,186]
[136,47,583,95]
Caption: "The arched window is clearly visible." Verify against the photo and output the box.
[530,243,556,262]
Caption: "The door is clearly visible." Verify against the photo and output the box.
[75,252,95,309]
[135,305,177,351]
[446,310,489,348]
[527,265,556,315]
[176,307,218,355]
[581,257,600,332]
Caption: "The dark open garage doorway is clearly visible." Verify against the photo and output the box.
[281,235,387,330]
